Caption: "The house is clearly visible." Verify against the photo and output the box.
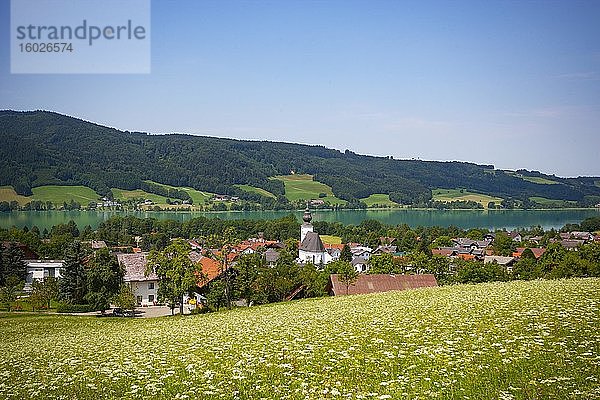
[324,244,343,261]
[379,237,397,245]
[560,239,584,250]
[2,241,39,260]
[431,248,455,257]
[188,251,227,289]
[351,246,373,259]
[264,248,280,266]
[507,231,522,242]
[483,233,496,242]
[117,253,159,306]
[512,247,546,259]
[373,245,398,255]
[328,274,437,296]
[90,240,107,250]
[484,256,515,272]
[23,260,64,292]
[558,232,594,242]
[352,256,369,273]
[452,238,492,251]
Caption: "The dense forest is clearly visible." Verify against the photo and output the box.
[2,110,600,206]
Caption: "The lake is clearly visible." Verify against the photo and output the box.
[1,209,599,231]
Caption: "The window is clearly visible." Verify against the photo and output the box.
[136,295,142,305]
[148,282,154,290]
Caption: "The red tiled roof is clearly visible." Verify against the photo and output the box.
[513,247,546,259]
[432,248,453,257]
[329,274,437,296]
[324,243,345,250]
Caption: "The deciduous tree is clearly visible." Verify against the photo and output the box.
[147,239,202,315]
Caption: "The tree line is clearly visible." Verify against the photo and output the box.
[3,110,600,206]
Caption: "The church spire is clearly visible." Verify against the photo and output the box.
[303,203,312,223]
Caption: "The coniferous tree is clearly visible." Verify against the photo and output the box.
[59,241,87,304]
[340,243,353,262]
[0,243,27,286]
[84,248,124,312]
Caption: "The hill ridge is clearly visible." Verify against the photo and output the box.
[1,110,599,207]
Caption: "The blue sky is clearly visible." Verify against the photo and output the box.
[1,0,599,177]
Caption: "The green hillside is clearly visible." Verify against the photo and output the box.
[30,185,101,205]
[234,184,276,199]
[433,188,503,208]
[1,278,598,399]
[144,181,213,204]
[2,110,600,207]
[0,185,101,206]
[111,188,169,204]
[274,174,346,204]
[360,193,399,207]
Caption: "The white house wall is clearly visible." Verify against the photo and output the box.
[128,280,159,306]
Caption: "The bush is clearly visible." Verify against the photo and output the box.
[56,303,95,313]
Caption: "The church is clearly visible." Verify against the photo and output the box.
[298,207,333,266]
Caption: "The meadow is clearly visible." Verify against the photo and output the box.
[0,185,102,206]
[143,181,213,205]
[432,189,504,208]
[1,278,599,399]
[234,184,277,199]
[111,188,169,204]
[529,196,578,208]
[273,174,346,205]
[360,193,399,207]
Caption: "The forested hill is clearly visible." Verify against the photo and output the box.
[1,110,599,206]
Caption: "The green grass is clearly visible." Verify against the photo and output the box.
[0,186,30,206]
[31,185,101,205]
[521,176,560,185]
[432,188,503,208]
[360,193,399,207]
[111,188,169,204]
[320,235,342,245]
[145,181,213,204]
[273,174,346,204]
[505,171,560,185]
[0,278,598,399]
[234,184,276,199]
[529,196,578,207]
[1,185,102,206]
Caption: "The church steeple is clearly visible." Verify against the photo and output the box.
[302,204,312,223]
[300,203,314,243]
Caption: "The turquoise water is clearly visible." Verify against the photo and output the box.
[1,209,599,231]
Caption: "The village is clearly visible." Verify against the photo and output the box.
[6,207,599,317]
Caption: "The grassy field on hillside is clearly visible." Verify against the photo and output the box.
[360,193,399,207]
[145,181,213,204]
[521,176,560,185]
[111,188,169,204]
[0,186,31,205]
[31,185,101,205]
[1,278,598,399]
[234,184,276,199]
[530,196,578,207]
[273,174,346,204]
[433,188,503,208]
[505,171,560,185]
[1,185,101,206]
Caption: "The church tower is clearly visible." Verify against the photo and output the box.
[300,205,313,243]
